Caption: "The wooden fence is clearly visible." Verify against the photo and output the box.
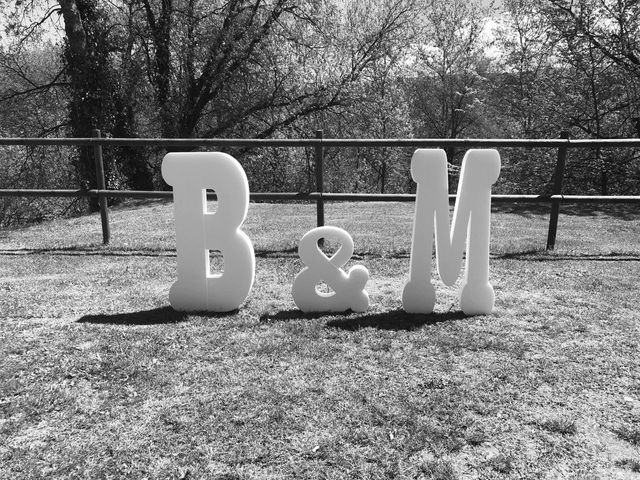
[1,130,640,250]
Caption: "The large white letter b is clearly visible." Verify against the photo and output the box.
[162,152,255,312]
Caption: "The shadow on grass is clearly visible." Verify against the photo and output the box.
[260,308,467,331]
[494,201,640,220]
[493,250,640,261]
[259,310,335,323]
[326,309,467,331]
[0,246,176,257]
[255,247,298,258]
[0,246,301,259]
[77,306,188,325]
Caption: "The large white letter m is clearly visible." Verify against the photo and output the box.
[402,149,501,315]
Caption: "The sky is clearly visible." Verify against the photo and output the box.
[483,0,504,12]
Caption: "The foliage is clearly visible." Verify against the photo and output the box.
[0,0,640,225]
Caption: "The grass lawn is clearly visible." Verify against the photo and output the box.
[1,199,639,479]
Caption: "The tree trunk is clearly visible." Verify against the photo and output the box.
[58,0,99,210]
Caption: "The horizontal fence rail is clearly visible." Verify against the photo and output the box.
[1,133,640,249]
[2,137,640,148]
[2,189,640,203]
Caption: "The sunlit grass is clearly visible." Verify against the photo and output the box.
[1,200,639,478]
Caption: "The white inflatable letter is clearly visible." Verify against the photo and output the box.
[402,149,500,315]
[162,152,255,312]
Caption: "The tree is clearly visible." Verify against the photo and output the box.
[2,1,156,197]
[311,0,417,194]
[57,0,154,195]
[492,0,560,138]
[543,0,640,194]
[407,0,494,168]
[485,0,564,194]
[136,0,417,140]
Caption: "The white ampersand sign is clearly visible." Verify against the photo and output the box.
[292,226,369,313]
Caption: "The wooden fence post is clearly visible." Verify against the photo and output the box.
[92,129,110,244]
[315,129,325,228]
[546,131,569,250]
